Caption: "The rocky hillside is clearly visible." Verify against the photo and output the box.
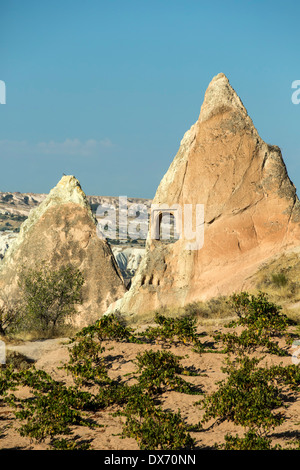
[107,73,300,318]
[0,176,129,326]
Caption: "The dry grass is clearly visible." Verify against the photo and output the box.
[250,250,300,325]
[127,251,300,332]
[126,295,236,330]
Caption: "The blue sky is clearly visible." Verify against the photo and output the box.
[0,0,300,198]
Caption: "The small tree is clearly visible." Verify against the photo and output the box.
[0,296,23,336]
[19,263,85,334]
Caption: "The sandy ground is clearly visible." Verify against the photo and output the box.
[0,324,299,451]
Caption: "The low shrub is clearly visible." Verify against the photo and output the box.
[132,349,201,395]
[143,312,204,352]
[218,429,279,450]
[215,292,293,356]
[200,356,286,432]
[271,273,288,288]
[199,354,300,449]
[122,405,195,450]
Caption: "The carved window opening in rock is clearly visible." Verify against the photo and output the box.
[151,207,182,242]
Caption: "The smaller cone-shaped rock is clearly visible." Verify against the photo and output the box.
[0,175,126,326]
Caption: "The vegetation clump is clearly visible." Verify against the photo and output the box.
[271,273,288,288]
[122,402,195,450]
[0,290,299,450]
[3,367,97,448]
[199,353,300,450]
[0,298,23,336]
[143,312,205,352]
[76,313,140,344]
[132,349,201,395]
[18,262,85,335]
[214,292,293,356]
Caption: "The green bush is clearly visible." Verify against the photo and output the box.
[50,437,92,450]
[200,355,286,432]
[19,262,85,335]
[0,365,19,397]
[229,291,291,334]
[89,313,140,343]
[133,349,201,395]
[65,313,141,387]
[218,429,278,450]
[214,328,287,356]
[65,335,110,387]
[119,389,195,450]
[199,354,300,449]
[143,312,204,351]
[4,367,97,446]
[0,298,23,336]
[122,405,195,450]
[215,292,292,356]
[271,273,288,287]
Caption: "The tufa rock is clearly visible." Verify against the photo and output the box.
[108,73,300,317]
[0,175,126,326]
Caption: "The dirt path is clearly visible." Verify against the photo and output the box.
[6,338,70,362]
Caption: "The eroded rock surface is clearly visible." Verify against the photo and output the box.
[108,73,300,317]
[0,176,126,326]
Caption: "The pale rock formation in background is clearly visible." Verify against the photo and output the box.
[0,175,126,326]
[0,232,17,260]
[107,73,300,317]
[112,246,146,286]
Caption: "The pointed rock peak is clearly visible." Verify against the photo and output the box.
[26,174,94,227]
[28,174,94,224]
[199,73,248,123]
[2,175,95,262]
[47,175,90,208]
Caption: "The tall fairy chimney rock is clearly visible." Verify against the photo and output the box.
[108,73,300,317]
[0,175,126,326]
